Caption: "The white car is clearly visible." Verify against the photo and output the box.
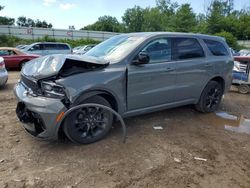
[22,42,72,56]
[0,57,8,87]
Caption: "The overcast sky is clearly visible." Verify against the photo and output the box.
[0,0,249,29]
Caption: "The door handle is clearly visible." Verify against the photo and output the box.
[164,67,175,72]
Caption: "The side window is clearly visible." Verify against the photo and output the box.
[142,38,171,63]
[173,38,205,60]
[0,50,9,56]
[57,44,70,50]
[44,44,57,50]
[9,50,16,55]
[29,44,42,51]
[204,39,229,56]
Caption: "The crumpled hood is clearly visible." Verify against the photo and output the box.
[22,54,109,80]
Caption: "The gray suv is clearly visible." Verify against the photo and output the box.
[14,32,234,144]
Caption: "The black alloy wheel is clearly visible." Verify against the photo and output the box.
[63,96,113,144]
[195,81,223,113]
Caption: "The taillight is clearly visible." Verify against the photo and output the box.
[0,61,5,70]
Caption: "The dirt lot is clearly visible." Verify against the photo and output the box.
[0,71,250,188]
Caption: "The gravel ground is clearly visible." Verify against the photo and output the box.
[0,71,250,188]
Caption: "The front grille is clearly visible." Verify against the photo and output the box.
[21,74,42,95]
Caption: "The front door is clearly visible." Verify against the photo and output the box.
[127,38,176,110]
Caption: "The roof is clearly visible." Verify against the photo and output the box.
[120,32,224,41]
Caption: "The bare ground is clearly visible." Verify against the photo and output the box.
[0,71,250,188]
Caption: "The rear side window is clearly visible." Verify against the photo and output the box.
[173,38,205,60]
[203,39,229,56]
[57,44,70,50]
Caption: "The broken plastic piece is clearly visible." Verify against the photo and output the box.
[194,157,207,162]
[153,126,163,130]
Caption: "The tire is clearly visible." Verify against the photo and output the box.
[195,81,223,113]
[238,84,249,94]
[63,96,113,144]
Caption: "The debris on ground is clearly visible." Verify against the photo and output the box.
[194,157,207,162]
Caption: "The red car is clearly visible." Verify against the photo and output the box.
[0,47,40,69]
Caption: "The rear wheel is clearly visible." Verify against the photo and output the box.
[238,84,249,94]
[195,81,223,113]
[63,96,113,144]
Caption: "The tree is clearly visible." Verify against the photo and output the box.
[156,0,178,15]
[83,15,123,32]
[173,4,197,32]
[215,31,238,49]
[206,0,226,34]
[122,6,145,32]
[142,7,165,31]
[0,5,15,25]
[16,16,52,28]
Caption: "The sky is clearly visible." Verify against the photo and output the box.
[0,0,249,30]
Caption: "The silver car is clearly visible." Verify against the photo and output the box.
[14,32,234,144]
[0,57,8,87]
[22,42,72,56]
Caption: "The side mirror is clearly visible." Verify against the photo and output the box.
[133,52,150,65]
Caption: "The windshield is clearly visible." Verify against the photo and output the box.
[85,35,146,63]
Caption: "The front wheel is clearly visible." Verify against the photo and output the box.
[63,96,113,144]
[195,81,223,113]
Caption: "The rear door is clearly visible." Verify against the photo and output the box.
[127,37,176,110]
[173,37,211,102]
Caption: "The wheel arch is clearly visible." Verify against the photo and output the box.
[209,76,225,92]
[57,89,120,139]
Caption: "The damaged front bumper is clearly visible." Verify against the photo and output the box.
[14,82,67,140]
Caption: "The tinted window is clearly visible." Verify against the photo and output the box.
[57,44,70,50]
[0,50,9,56]
[173,38,205,60]
[204,39,229,56]
[44,43,57,50]
[29,44,43,51]
[142,38,171,63]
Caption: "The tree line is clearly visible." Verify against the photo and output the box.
[0,5,53,28]
[82,0,250,48]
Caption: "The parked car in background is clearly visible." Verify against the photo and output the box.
[72,46,85,53]
[73,44,96,55]
[0,47,40,69]
[21,42,72,56]
[230,48,240,56]
[0,57,8,87]
[16,45,28,50]
[232,56,250,94]
[15,32,234,144]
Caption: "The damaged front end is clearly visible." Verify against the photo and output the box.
[21,55,109,102]
[15,54,109,139]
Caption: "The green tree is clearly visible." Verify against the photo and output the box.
[173,4,197,32]
[122,6,145,32]
[215,31,238,49]
[206,0,226,34]
[0,5,15,25]
[83,15,123,32]
[142,7,165,31]
[16,16,52,28]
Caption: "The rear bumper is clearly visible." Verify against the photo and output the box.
[14,82,67,140]
[0,70,8,87]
